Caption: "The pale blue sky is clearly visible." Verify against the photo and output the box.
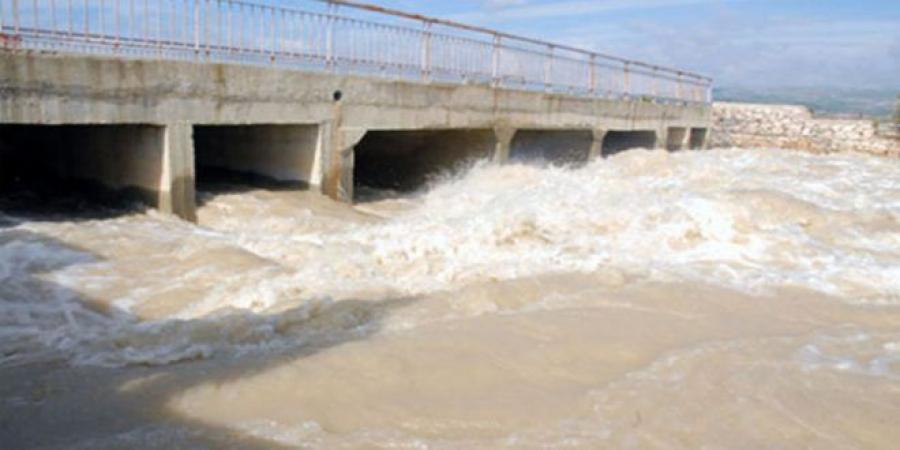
[350,0,899,89]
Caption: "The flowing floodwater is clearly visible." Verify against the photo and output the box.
[1,148,899,448]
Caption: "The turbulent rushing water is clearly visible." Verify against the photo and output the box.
[1,148,899,448]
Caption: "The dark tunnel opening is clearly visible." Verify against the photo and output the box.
[0,124,164,217]
[509,130,593,166]
[193,125,319,190]
[601,130,657,157]
[352,129,495,201]
[689,128,709,150]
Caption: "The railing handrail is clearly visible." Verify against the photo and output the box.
[313,0,712,84]
[0,0,713,104]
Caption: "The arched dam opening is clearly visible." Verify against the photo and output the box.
[193,125,319,198]
[601,130,658,157]
[352,129,495,201]
[509,130,593,166]
[0,124,164,216]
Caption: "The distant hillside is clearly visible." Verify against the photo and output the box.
[714,86,898,119]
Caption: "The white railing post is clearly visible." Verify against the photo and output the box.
[420,20,431,82]
[50,0,57,34]
[82,0,88,39]
[544,44,553,92]
[14,0,21,35]
[491,34,501,87]
[68,0,73,38]
[676,72,683,102]
[193,0,200,55]
[623,62,630,99]
[129,0,134,43]
[115,0,120,49]
[326,1,336,71]
[589,54,597,96]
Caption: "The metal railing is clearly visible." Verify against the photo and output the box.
[0,0,713,104]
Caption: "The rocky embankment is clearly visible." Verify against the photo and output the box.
[711,102,899,157]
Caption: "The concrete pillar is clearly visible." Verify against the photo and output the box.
[589,128,607,159]
[159,123,197,222]
[322,125,366,202]
[666,127,689,151]
[655,127,668,150]
[493,127,516,163]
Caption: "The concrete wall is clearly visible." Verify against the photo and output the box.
[510,130,594,165]
[0,52,713,219]
[194,125,319,185]
[710,102,898,156]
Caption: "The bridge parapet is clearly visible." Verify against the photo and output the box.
[0,0,711,104]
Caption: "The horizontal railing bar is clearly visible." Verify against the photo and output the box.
[311,0,712,82]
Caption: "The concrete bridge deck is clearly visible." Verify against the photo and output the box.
[0,1,712,222]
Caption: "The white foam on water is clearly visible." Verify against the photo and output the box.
[1,148,899,367]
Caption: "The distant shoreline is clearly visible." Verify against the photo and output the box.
[714,87,897,119]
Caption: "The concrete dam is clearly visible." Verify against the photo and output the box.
[0,0,713,221]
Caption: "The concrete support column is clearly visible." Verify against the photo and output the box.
[159,122,197,222]
[655,127,668,150]
[589,128,607,159]
[322,124,366,202]
[493,127,516,163]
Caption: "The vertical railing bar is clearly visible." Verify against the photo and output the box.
[13,0,19,35]
[544,44,553,92]
[129,0,134,42]
[159,0,164,56]
[420,19,431,82]
[675,72,682,102]
[270,6,276,63]
[193,0,199,55]
[326,2,335,70]
[142,0,147,44]
[257,5,262,56]
[50,0,57,34]
[82,0,88,40]
[114,0,120,49]
[226,0,231,54]
[588,55,596,96]
[201,0,208,56]
[237,2,242,54]
[277,9,284,60]
[67,0,73,38]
